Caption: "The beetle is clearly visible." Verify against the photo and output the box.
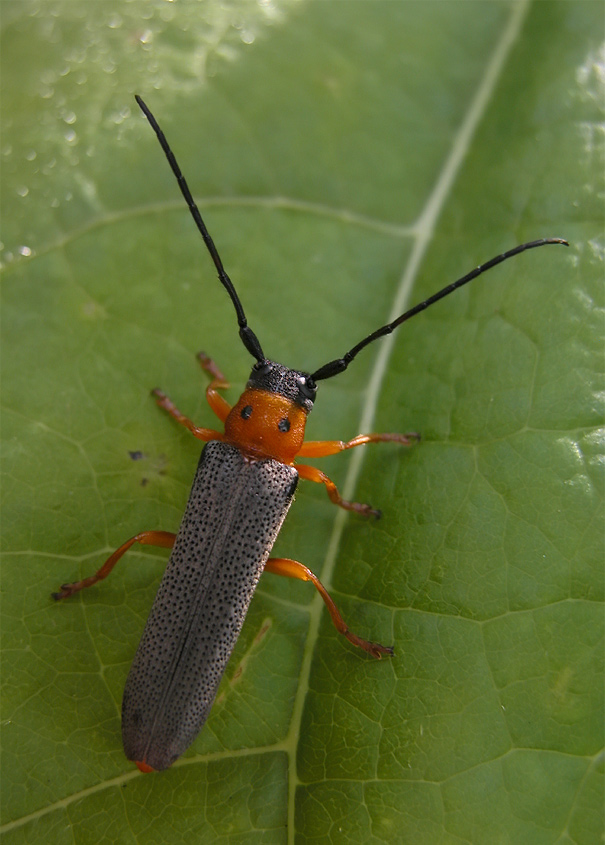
[53,95,568,772]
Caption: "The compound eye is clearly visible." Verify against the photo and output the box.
[296,375,316,404]
[241,405,253,420]
[277,418,290,433]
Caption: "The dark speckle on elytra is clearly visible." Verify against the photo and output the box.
[140,478,149,487]
[129,450,145,461]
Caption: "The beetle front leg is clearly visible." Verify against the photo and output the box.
[196,352,231,423]
[152,389,225,442]
[264,557,393,658]
[52,530,176,600]
[153,353,233,438]
[297,430,420,458]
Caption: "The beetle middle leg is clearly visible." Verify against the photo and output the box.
[264,557,393,658]
[296,463,382,517]
[296,431,419,517]
[52,530,176,600]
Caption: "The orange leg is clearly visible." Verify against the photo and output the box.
[296,430,419,516]
[264,557,393,658]
[197,352,231,423]
[52,531,176,600]
[152,353,232,440]
[298,430,419,458]
[296,463,381,518]
[152,389,225,442]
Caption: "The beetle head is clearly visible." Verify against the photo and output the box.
[247,360,316,412]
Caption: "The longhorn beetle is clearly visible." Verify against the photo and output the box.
[53,95,568,772]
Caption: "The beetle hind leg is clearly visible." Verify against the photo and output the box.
[264,557,393,659]
[52,530,176,600]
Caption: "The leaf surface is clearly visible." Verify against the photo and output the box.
[1,1,602,843]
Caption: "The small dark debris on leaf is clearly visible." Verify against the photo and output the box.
[254,619,272,645]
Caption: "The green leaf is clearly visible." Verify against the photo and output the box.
[1,1,602,843]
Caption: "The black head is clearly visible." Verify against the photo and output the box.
[247,361,316,413]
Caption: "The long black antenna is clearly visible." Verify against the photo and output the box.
[135,95,265,363]
[311,238,569,382]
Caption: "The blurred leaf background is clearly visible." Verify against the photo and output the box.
[1,1,602,843]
